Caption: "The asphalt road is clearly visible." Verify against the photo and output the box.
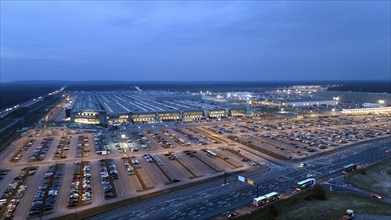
[88,138,391,220]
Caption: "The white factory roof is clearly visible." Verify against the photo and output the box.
[361,103,382,108]
[227,92,253,99]
[72,91,230,115]
[286,100,337,106]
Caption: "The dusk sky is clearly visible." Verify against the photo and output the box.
[1,1,390,82]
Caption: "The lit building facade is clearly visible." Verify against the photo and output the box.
[207,109,226,119]
[183,110,205,121]
[71,111,107,124]
[229,108,247,117]
[131,112,157,124]
[158,111,182,122]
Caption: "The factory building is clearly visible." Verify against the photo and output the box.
[229,108,247,117]
[136,91,202,101]
[70,91,251,125]
[131,112,157,124]
[207,109,226,119]
[108,114,129,125]
[183,110,205,121]
[71,110,107,124]
[285,100,337,107]
[342,107,391,114]
[158,111,182,122]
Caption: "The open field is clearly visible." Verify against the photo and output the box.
[345,158,391,197]
[239,189,391,220]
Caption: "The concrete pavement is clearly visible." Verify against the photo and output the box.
[87,138,391,220]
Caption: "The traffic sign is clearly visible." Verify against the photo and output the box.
[238,175,245,183]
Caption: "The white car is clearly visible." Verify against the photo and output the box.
[299,163,306,168]
[248,161,257,166]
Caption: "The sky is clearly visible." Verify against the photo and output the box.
[0,1,390,82]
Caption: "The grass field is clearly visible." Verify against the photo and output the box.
[239,188,391,220]
[345,158,391,197]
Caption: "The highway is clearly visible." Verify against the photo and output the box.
[0,87,64,119]
[88,138,391,220]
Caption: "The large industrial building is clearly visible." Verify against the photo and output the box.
[70,91,249,125]
[285,100,338,107]
[342,107,391,114]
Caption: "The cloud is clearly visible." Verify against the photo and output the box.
[0,1,389,82]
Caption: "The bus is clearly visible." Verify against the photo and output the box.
[342,164,357,174]
[253,196,267,207]
[296,178,316,191]
[206,150,217,158]
[264,192,280,202]
[253,192,281,207]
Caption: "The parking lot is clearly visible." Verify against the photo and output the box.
[0,126,255,219]
[223,114,391,160]
[0,112,390,219]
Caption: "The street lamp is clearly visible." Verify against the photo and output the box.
[378,100,385,106]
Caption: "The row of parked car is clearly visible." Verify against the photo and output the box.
[174,129,206,146]
[123,161,135,175]
[29,138,53,162]
[211,125,235,134]
[12,139,35,162]
[148,131,174,149]
[257,115,389,132]
[53,136,71,159]
[160,130,191,147]
[67,162,92,208]
[259,123,391,154]
[126,132,151,151]
[164,151,180,160]
[0,168,33,219]
[0,168,11,181]
[100,159,117,199]
[29,166,63,215]
[76,135,90,158]
[143,154,165,166]
[95,133,111,155]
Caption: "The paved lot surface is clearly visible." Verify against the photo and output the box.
[87,138,391,220]
[1,113,390,220]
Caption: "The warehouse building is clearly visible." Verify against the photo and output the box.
[285,100,337,107]
[183,110,206,121]
[342,107,391,114]
[70,91,251,125]
[71,110,107,124]
[132,112,157,124]
[229,108,247,117]
[207,109,226,119]
[158,111,182,122]
[108,114,130,125]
